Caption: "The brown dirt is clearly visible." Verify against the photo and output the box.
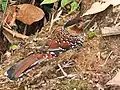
[1,0,120,90]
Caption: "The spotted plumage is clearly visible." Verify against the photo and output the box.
[5,28,84,80]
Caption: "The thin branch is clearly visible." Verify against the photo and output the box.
[100,51,113,67]
[83,15,97,30]
[3,26,29,39]
[58,63,67,76]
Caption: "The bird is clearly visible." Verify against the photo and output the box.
[5,25,84,80]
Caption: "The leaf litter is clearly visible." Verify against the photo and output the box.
[16,4,45,25]
[1,0,120,90]
[82,0,120,16]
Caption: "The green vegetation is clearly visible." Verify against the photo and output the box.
[57,79,88,90]
[9,45,19,51]
[0,0,8,11]
[88,31,97,39]
[41,0,79,13]
[41,0,58,5]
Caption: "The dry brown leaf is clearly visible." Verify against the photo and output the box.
[83,0,120,16]
[103,0,120,6]
[16,4,45,25]
[106,70,120,86]
[82,1,110,16]
[4,5,16,26]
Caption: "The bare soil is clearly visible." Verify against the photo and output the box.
[0,0,120,90]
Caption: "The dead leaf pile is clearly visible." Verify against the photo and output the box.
[5,4,45,25]
[83,0,120,16]
[2,4,45,43]
[16,4,45,25]
[107,70,120,86]
[82,0,120,88]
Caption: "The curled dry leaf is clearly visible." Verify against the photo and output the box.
[107,70,120,86]
[82,1,110,16]
[103,0,120,6]
[16,4,45,25]
[82,0,120,16]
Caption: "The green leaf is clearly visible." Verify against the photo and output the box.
[70,1,79,13]
[10,45,19,50]
[1,0,8,11]
[41,0,57,5]
[0,0,2,11]
[0,5,2,11]
[88,31,97,39]
[61,0,72,8]
[0,0,2,4]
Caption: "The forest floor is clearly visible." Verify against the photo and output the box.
[0,0,120,90]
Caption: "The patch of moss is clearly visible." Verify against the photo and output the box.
[87,31,97,39]
[56,78,88,90]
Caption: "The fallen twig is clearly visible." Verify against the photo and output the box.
[58,63,67,76]
[23,25,27,35]
[5,22,12,29]
[49,10,62,33]
[114,12,120,24]
[100,51,113,67]
[57,74,78,79]
[83,15,97,30]
[3,26,29,39]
